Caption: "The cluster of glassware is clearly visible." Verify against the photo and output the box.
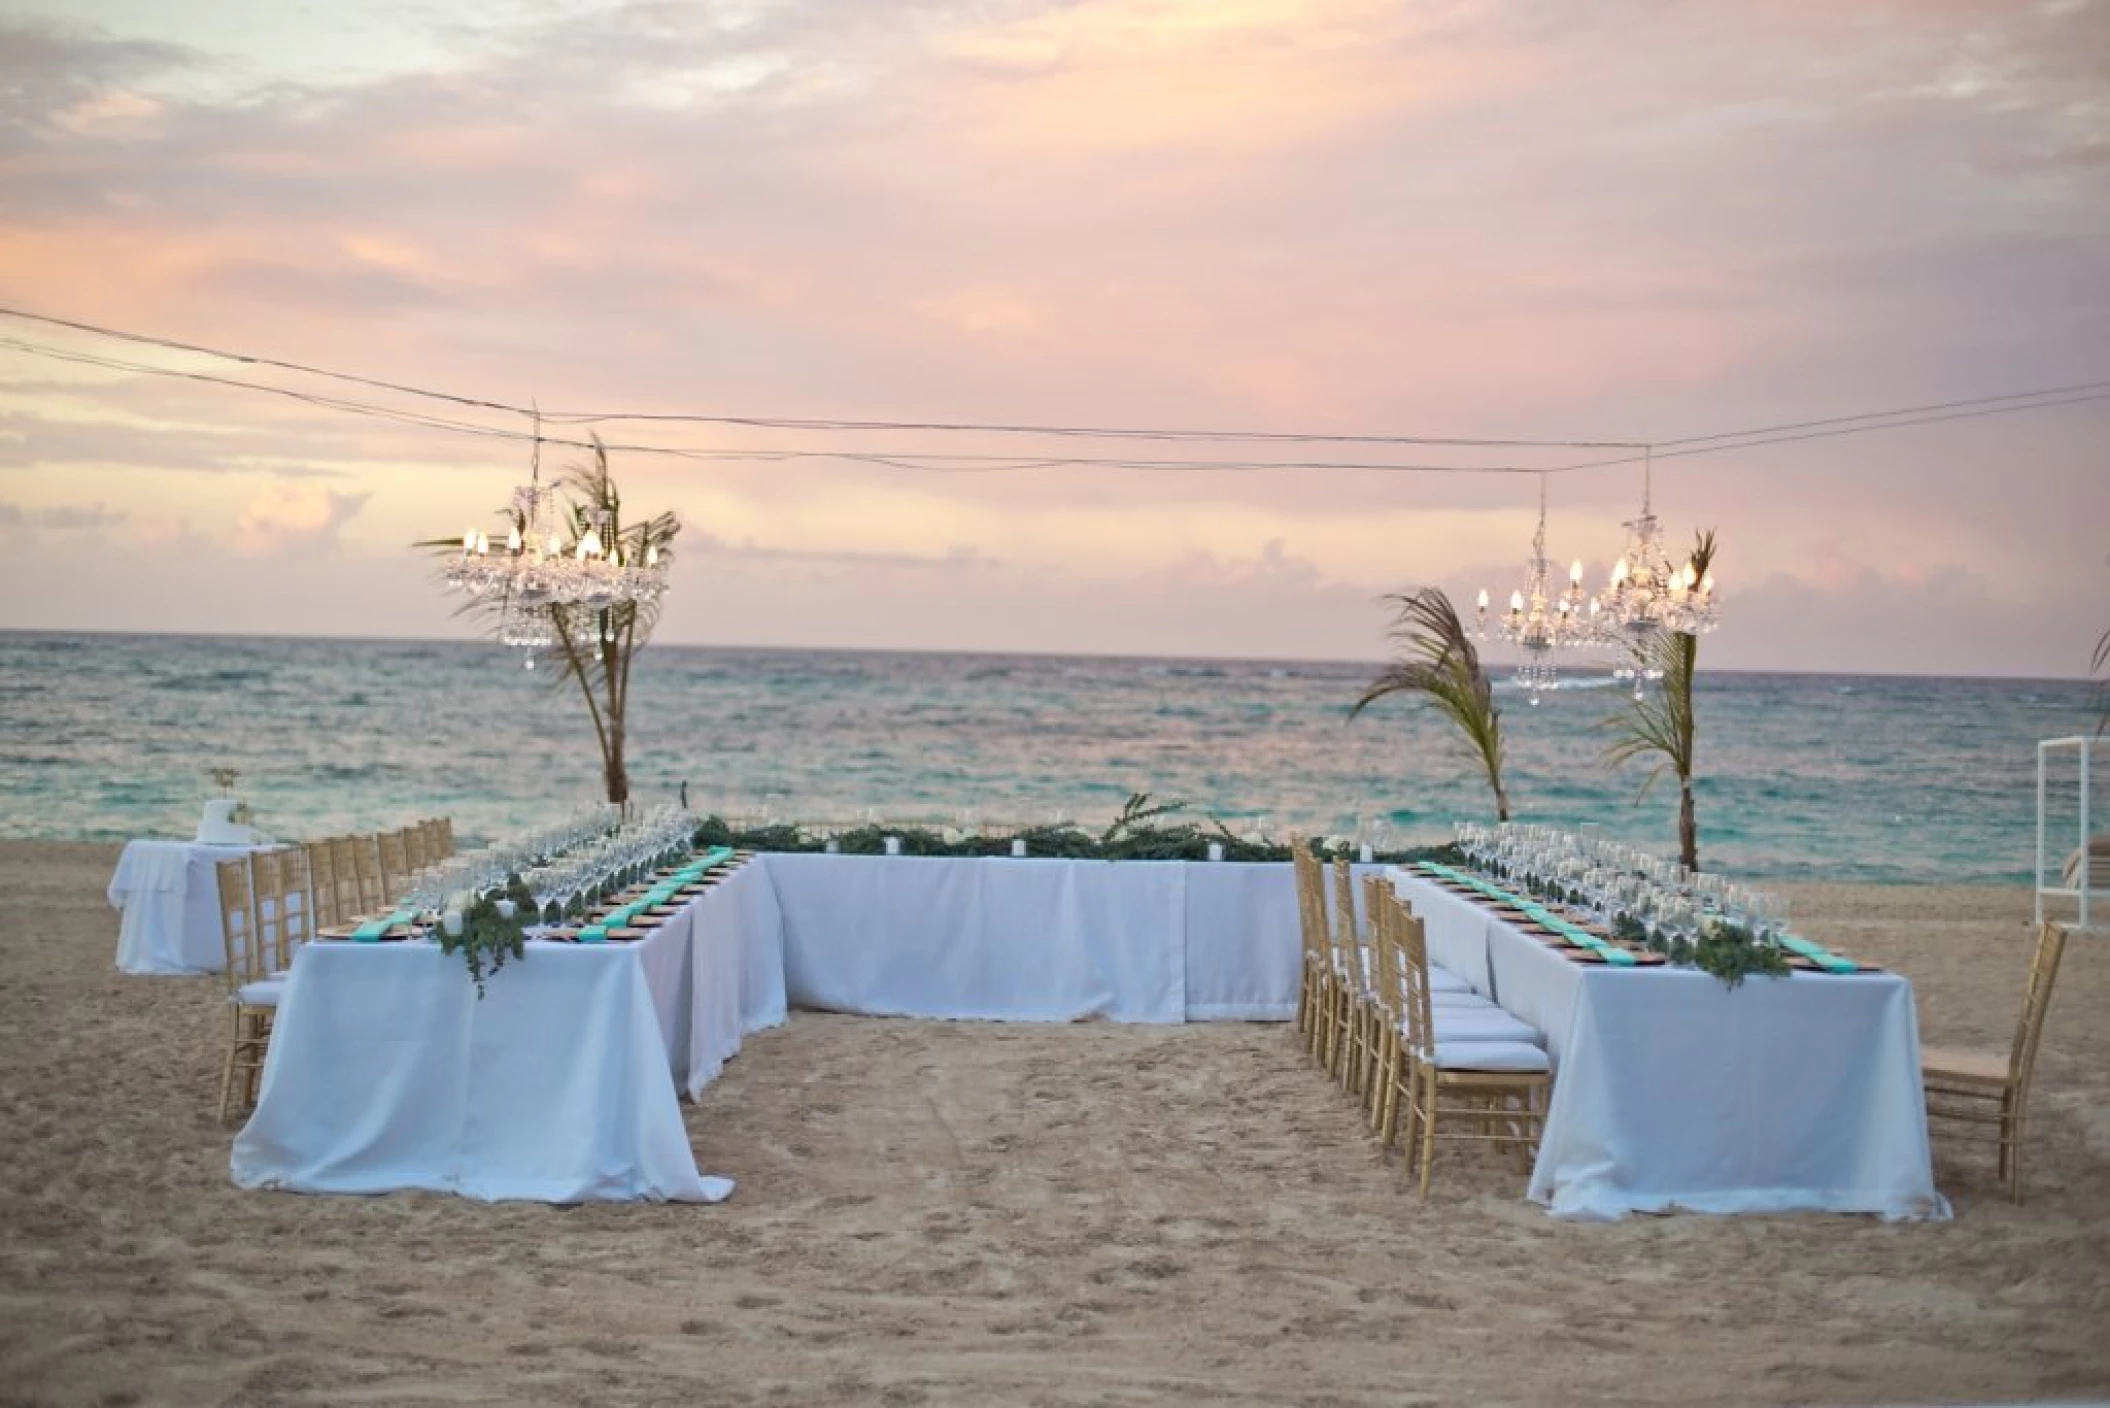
[399,803,696,930]
[517,805,697,927]
[1452,821,1790,947]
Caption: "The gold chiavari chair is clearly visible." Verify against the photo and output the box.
[376,829,411,903]
[1922,920,2069,1204]
[304,840,340,929]
[1315,852,1362,1078]
[1365,879,1524,1141]
[404,821,430,876]
[1290,837,1333,1054]
[349,834,388,915]
[251,847,313,973]
[328,835,369,921]
[434,815,455,858]
[1386,887,1551,1200]
[215,854,279,1122]
[1331,856,1381,1097]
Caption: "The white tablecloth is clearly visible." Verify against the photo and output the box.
[107,838,272,975]
[231,861,783,1203]
[768,854,1188,1022]
[1391,870,1947,1221]
[764,854,1377,1023]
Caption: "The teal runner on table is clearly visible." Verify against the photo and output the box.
[1415,862,1639,967]
[579,847,738,942]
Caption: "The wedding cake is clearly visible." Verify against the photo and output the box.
[196,797,259,846]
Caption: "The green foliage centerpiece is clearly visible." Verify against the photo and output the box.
[440,884,533,998]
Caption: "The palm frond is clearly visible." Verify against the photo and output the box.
[1350,587,1508,819]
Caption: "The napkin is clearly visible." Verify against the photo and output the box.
[1777,933,1857,973]
[351,909,418,942]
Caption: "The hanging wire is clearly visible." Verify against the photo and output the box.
[0,305,2105,478]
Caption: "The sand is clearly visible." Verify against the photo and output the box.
[1,840,2106,1406]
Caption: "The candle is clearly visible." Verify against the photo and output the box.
[1011,838,1027,858]
[1207,841,1225,862]
[884,836,901,856]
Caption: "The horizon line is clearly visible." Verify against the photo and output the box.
[0,623,2096,688]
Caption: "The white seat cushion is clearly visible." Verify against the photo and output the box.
[1427,1008,1542,1046]
[1430,990,1494,1010]
[1429,1039,1551,1073]
[1428,967,1472,993]
[235,978,283,1008]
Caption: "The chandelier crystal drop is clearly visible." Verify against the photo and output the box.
[1477,474,1593,705]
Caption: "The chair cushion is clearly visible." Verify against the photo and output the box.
[1430,991,1495,1011]
[1431,1040,1551,1073]
[1920,1045,2008,1087]
[1428,967,1472,993]
[235,978,283,1008]
[1428,1008,1542,1046]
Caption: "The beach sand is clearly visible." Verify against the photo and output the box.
[1,840,2106,1406]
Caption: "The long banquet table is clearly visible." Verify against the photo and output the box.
[766,854,1379,1023]
[1392,868,1948,1221]
[108,837,275,975]
[231,858,785,1202]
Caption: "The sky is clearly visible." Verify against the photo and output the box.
[0,0,2105,677]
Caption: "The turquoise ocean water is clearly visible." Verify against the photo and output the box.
[0,630,2097,885]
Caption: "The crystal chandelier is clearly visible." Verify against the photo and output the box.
[442,422,671,665]
[1592,447,1718,642]
[1478,474,1592,705]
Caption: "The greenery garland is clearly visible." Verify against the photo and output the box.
[441,884,533,998]
[1609,911,1790,988]
[690,795,1461,868]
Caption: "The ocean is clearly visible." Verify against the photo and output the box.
[0,629,2097,885]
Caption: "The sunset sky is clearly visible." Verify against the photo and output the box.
[1,0,2104,676]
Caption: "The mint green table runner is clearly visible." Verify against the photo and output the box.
[1416,862,1639,967]
[580,848,738,941]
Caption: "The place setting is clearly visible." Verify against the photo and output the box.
[1442,821,1869,980]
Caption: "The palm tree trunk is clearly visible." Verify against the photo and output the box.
[1495,780,1511,824]
[602,714,629,805]
[1678,776,1697,871]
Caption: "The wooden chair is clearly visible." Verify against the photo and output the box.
[1291,837,1331,1050]
[404,822,430,876]
[304,840,340,929]
[329,836,372,920]
[1365,880,1540,1141]
[1331,857,1382,1097]
[1384,887,1551,1199]
[376,829,411,903]
[434,815,455,858]
[215,855,280,1122]
[417,817,446,865]
[1922,920,2069,1204]
[251,847,313,973]
[343,835,386,916]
